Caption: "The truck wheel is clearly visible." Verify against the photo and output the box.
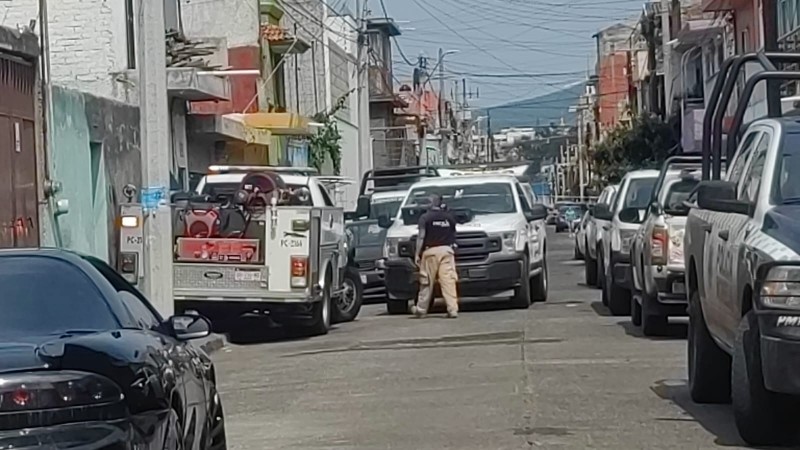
[510,256,532,309]
[688,291,731,403]
[631,295,642,327]
[304,283,331,336]
[607,282,631,316]
[732,311,796,445]
[386,300,409,315]
[585,243,598,287]
[641,293,668,336]
[531,257,548,303]
[332,268,363,324]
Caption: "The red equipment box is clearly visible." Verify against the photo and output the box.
[176,238,260,264]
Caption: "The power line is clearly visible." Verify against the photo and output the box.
[376,0,415,66]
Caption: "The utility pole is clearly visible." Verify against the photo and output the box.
[577,110,585,202]
[660,0,672,117]
[438,48,444,131]
[356,0,370,174]
[138,0,173,316]
[487,110,494,162]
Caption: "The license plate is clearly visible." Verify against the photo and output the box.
[234,270,261,282]
[360,274,367,285]
[673,281,686,294]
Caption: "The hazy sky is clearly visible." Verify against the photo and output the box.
[366,0,647,108]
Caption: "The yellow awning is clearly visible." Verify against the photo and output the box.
[230,112,315,136]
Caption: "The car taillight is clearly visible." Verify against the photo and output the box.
[290,256,308,288]
[0,371,123,413]
[651,226,668,266]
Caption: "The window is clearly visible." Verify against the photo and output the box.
[727,131,762,185]
[622,178,658,210]
[85,256,162,330]
[405,183,516,214]
[773,132,800,203]
[0,256,119,338]
[319,184,335,207]
[739,135,770,203]
[516,184,533,213]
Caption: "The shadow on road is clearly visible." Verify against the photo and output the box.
[649,379,789,448]
[619,320,688,340]
[590,301,613,317]
[224,315,338,345]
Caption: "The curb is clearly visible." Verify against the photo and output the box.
[198,333,226,354]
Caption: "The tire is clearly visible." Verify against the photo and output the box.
[688,291,731,404]
[606,265,631,316]
[531,257,548,303]
[585,252,598,286]
[574,245,581,260]
[208,391,227,450]
[510,255,532,309]
[332,268,363,323]
[641,293,668,337]
[386,300,409,315]
[631,295,642,327]
[600,252,609,306]
[732,312,797,446]
[304,281,331,336]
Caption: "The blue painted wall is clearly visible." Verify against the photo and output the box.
[44,86,140,263]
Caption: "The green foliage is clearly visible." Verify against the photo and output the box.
[309,91,352,174]
[592,115,678,185]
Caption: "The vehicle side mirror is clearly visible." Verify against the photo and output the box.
[588,204,595,215]
[593,204,612,220]
[355,195,371,218]
[377,215,393,229]
[526,204,548,221]
[167,314,211,341]
[618,207,642,224]
[649,201,660,214]
[696,181,750,214]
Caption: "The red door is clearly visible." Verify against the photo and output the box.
[0,54,39,248]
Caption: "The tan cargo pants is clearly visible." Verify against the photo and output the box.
[416,245,459,314]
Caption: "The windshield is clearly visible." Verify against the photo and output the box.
[370,198,403,219]
[201,182,240,200]
[0,256,119,338]
[663,179,699,212]
[622,177,657,210]
[347,221,386,247]
[404,182,516,215]
[774,133,800,204]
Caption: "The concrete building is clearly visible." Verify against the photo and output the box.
[3,0,228,261]
[594,22,634,138]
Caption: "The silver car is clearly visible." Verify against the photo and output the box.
[583,185,618,287]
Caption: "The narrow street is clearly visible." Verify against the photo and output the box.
[214,231,751,449]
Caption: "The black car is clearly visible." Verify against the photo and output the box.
[0,249,226,449]
[555,203,587,232]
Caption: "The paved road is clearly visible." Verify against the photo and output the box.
[213,231,760,449]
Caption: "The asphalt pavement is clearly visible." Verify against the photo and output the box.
[212,230,764,449]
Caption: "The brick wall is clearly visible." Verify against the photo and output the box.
[3,0,131,102]
[598,52,629,130]
[281,0,328,117]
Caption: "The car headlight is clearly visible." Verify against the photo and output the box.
[613,229,636,253]
[383,237,400,258]
[501,231,517,254]
[668,227,684,265]
[761,266,800,310]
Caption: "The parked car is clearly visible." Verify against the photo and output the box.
[574,210,591,260]
[629,164,701,335]
[595,170,659,315]
[555,203,587,233]
[0,248,226,449]
[584,185,619,287]
[686,118,800,445]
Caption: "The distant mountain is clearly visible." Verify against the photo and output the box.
[483,83,585,130]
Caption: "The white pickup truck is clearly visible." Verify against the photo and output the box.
[118,166,357,337]
[379,174,549,314]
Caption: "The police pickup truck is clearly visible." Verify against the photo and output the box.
[376,174,548,314]
[684,52,800,446]
[349,166,440,301]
